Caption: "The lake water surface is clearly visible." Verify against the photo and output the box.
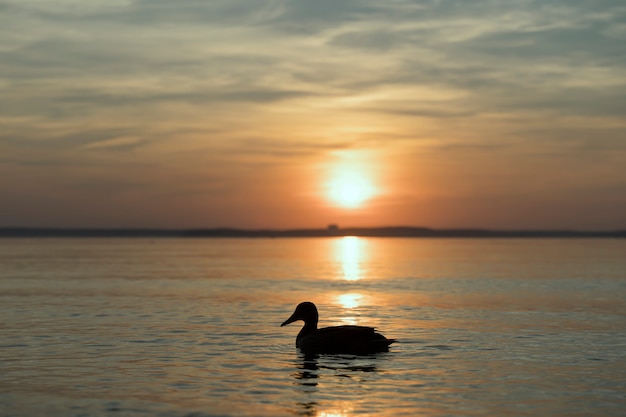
[1,238,625,416]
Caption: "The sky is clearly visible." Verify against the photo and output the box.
[1,0,625,230]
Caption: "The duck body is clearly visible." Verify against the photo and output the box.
[281,302,396,354]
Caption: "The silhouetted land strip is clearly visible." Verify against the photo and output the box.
[1,227,624,238]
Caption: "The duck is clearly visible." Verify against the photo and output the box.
[281,301,396,354]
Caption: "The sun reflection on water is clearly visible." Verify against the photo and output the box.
[338,293,362,309]
[319,411,348,417]
[336,293,363,325]
[335,236,367,281]
[317,402,353,417]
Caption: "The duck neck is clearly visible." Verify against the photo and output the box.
[298,318,318,338]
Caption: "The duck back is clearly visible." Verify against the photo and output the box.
[297,325,396,354]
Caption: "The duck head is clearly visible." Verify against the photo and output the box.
[281,301,319,329]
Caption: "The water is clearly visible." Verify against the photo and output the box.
[1,237,625,416]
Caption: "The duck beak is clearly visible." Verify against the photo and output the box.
[281,313,298,327]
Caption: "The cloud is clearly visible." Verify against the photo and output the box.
[324,1,626,115]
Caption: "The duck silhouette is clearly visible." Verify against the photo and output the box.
[281,301,396,354]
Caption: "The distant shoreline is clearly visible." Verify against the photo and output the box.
[1,227,624,238]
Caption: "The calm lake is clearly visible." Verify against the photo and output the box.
[1,237,625,416]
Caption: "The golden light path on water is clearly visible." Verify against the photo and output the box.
[334,236,368,327]
[337,236,364,282]
[338,293,363,309]
[319,408,352,417]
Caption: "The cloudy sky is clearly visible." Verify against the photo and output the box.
[1,0,625,229]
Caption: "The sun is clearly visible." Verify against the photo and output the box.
[327,171,375,209]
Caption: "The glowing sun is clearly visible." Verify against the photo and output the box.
[327,172,375,208]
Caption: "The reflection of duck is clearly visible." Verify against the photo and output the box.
[295,354,319,386]
[281,302,396,354]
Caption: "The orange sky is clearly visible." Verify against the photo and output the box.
[1,1,625,229]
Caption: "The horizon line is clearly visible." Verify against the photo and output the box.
[1,225,624,238]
